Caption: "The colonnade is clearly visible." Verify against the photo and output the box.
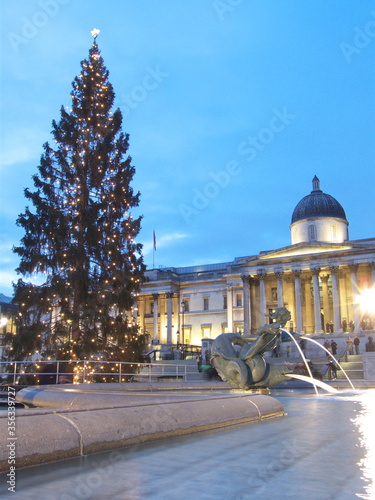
[138,262,375,344]
[239,263,375,335]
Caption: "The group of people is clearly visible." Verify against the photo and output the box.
[345,335,361,355]
[323,339,338,355]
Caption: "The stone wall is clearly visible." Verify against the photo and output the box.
[363,352,375,380]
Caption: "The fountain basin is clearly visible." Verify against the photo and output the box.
[0,383,284,471]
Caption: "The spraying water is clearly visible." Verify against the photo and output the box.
[281,328,319,395]
[284,373,338,393]
[300,336,356,391]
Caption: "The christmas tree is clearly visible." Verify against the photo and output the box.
[8,30,146,367]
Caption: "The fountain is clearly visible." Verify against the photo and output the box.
[211,307,355,394]
[211,307,295,390]
[283,373,338,393]
[280,328,320,395]
[210,307,338,393]
[299,335,356,391]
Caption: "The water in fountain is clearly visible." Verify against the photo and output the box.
[300,335,356,391]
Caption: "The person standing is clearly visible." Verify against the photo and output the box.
[353,335,360,355]
[366,336,375,352]
[323,339,331,356]
[326,357,338,380]
[330,340,337,355]
[346,337,354,355]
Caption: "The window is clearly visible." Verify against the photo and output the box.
[182,299,189,312]
[308,224,316,241]
[203,297,209,311]
[223,295,227,310]
[331,224,337,241]
[236,293,242,307]
[271,287,278,301]
[201,326,211,338]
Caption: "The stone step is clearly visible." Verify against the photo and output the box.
[339,362,363,370]
[336,371,364,380]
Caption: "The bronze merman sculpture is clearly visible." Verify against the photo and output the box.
[211,307,299,389]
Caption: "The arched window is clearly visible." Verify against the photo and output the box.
[308,224,316,241]
[331,224,337,241]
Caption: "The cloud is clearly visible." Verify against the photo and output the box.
[141,231,188,255]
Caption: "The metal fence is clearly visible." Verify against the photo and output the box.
[0,359,187,385]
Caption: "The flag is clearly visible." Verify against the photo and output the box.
[153,230,156,251]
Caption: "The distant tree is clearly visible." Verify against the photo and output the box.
[8,33,145,363]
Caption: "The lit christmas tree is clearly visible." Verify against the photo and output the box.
[8,30,146,366]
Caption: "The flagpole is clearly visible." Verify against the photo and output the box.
[153,230,156,268]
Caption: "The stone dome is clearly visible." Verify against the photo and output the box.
[291,176,347,224]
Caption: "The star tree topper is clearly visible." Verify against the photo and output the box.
[91,28,100,40]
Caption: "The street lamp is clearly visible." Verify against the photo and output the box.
[0,317,7,342]
[358,287,375,315]
[181,300,186,345]
[357,287,375,329]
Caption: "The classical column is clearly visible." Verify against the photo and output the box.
[132,298,138,324]
[257,271,267,325]
[275,271,284,308]
[370,262,375,286]
[152,293,159,343]
[166,292,174,344]
[321,275,331,330]
[302,275,313,334]
[349,264,361,331]
[311,267,323,334]
[293,270,303,333]
[241,276,251,335]
[226,286,233,332]
[329,266,342,333]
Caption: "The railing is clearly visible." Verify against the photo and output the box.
[146,344,201,361]
[0,360,187,385]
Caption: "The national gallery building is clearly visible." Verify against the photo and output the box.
[137,177,375,346]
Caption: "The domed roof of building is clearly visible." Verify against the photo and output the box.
[291,176,347,224]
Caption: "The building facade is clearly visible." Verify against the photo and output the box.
[137,177,375,346]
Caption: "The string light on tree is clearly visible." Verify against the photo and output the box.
[8,30,146,368]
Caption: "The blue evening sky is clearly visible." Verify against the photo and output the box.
[1,0,375,296]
